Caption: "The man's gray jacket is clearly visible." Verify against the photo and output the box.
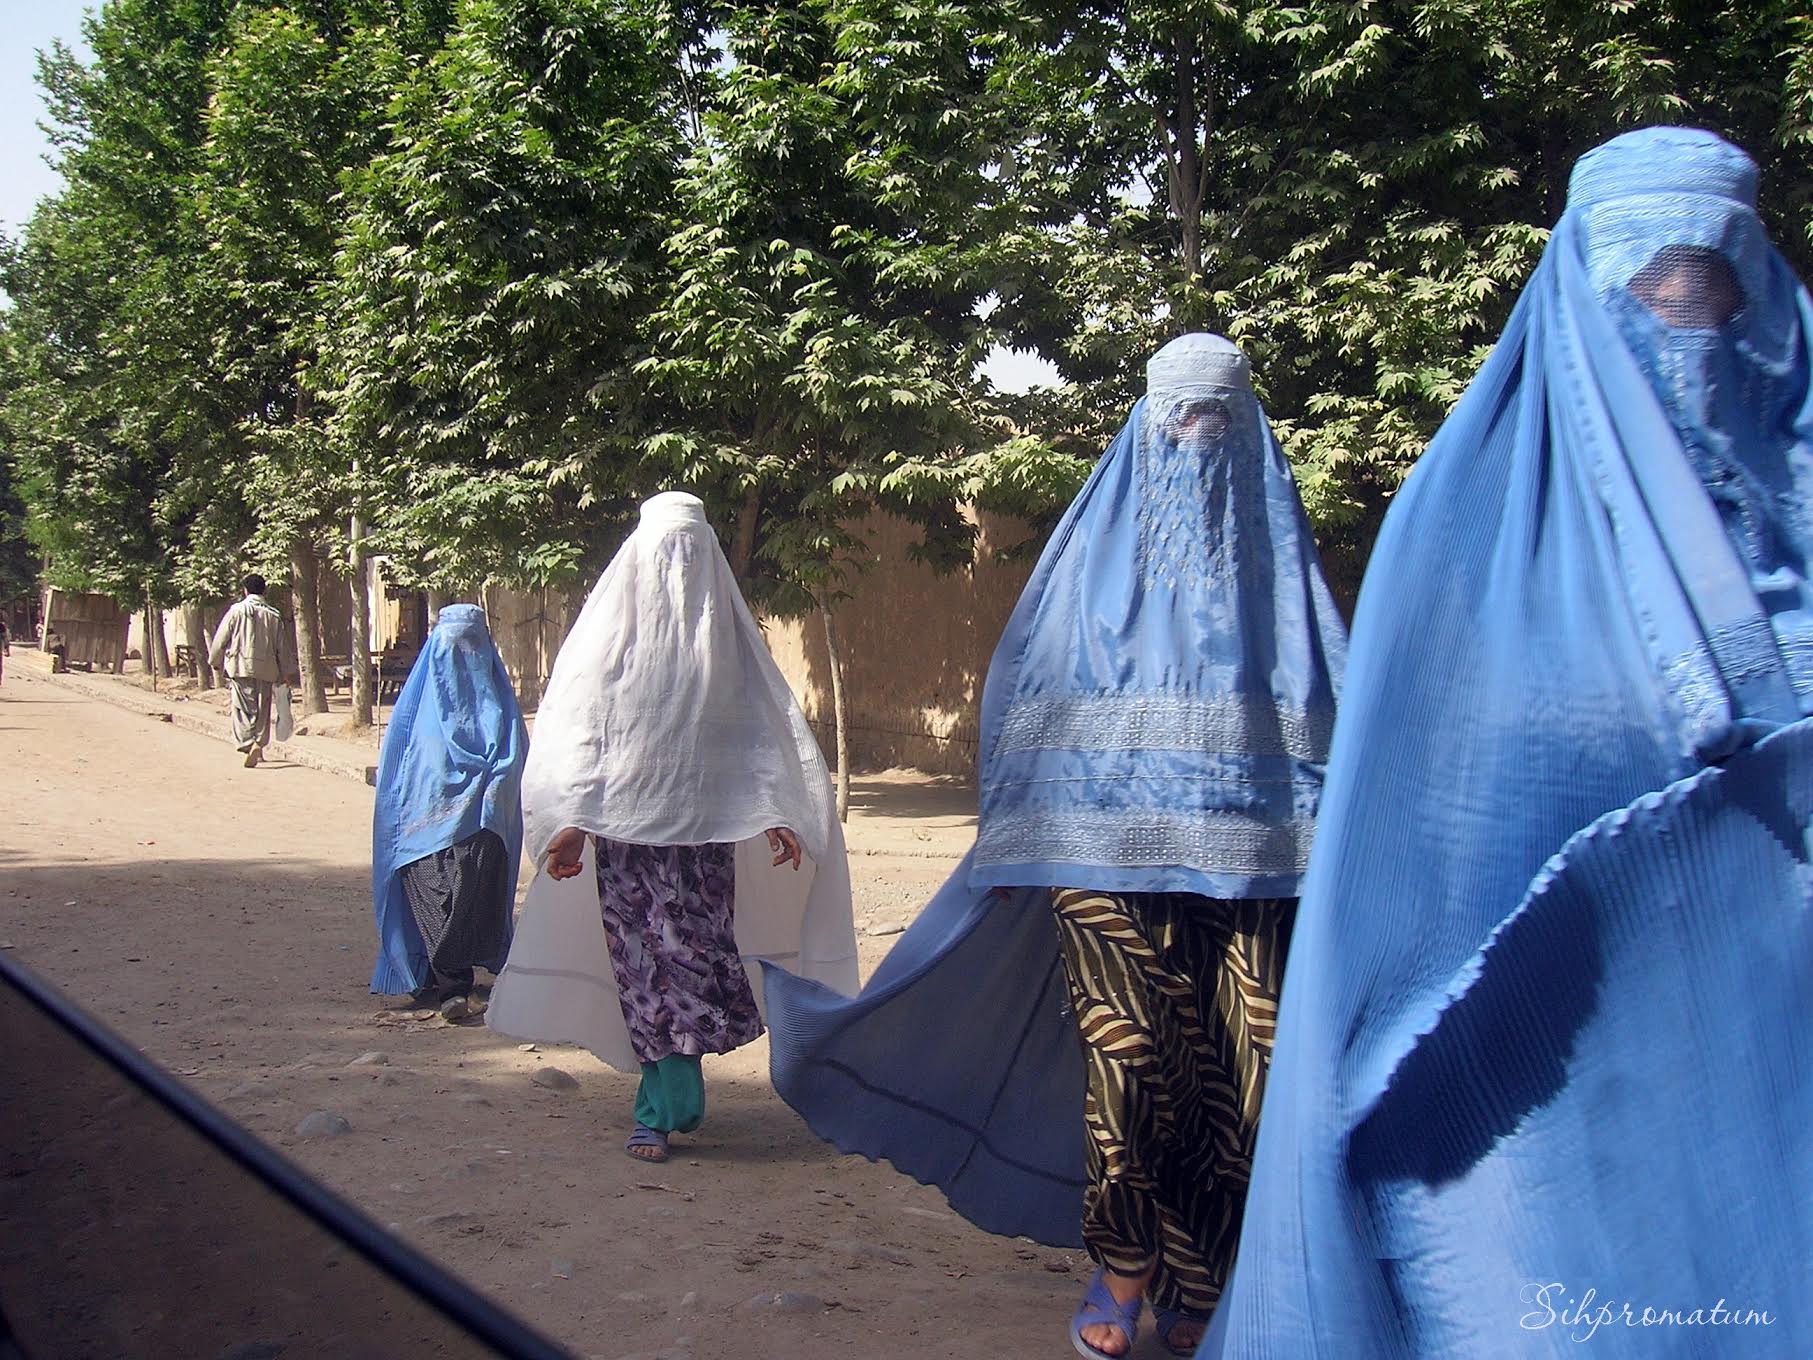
[208,595,296,682]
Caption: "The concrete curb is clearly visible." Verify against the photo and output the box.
[25,653,378,786]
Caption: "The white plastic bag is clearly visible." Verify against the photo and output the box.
[273,683,295,742]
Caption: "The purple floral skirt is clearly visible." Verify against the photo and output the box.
[593,837,764,1063]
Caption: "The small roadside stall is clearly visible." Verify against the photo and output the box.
[39,588,131,673]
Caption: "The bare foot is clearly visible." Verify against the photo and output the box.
[624,1124,669,1162]
[1079,1267,1149,1357]
[1079,1321,1133,1357]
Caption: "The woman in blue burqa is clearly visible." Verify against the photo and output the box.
[370,604,528,1015]
[1197,126,1813,1358]
[764,335,1347,1357]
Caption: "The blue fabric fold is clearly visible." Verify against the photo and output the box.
[766,334,1345,1242]
[370,604,528,994]
[765,851,1087,1245]
[1202,126,1813,1357]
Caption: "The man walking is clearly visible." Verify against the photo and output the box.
[208,574,298,768]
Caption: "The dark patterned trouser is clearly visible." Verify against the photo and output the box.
[594,838,764,1063]
[1051,888,1295,1316]
[398,829,511,992]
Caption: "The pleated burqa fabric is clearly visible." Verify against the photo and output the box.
[1201,126,1813,1358]
[764,336,1346,1247]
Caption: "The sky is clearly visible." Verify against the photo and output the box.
[0,0,1059,390]
[979,345,1059,393]
[1,0,95,241]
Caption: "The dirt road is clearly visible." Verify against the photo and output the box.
[0,665,1097,1360]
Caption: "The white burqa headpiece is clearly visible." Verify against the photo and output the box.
[486,491,859,1071]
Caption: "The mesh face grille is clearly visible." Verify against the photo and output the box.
[1628,243,1744,329]
[1161,397,1233,445]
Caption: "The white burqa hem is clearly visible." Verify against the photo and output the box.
[485,491,859,1073]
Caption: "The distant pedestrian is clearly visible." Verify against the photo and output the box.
[370,605,527,1015]
[207,574,298,768]
[0,615,10,684]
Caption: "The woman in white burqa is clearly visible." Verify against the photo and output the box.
[487,492,859,1162]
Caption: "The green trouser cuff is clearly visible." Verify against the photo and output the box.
[634,1053,706,1133]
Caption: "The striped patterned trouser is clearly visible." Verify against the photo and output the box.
[1051,888,1295,1315]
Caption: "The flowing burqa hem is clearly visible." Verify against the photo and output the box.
[487,834,858,1072]
[762,851,1087,1247]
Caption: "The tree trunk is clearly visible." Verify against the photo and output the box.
[1157,30,1213,310]
[730,486,762,586]
[533,587,554,705]
[819,601,850,822]
[142,599,161,686]
[290,538,330,715]
[151,608,172,678]
[182,604,215,688]
[311,577,332,664]
[425,587,448,631]
[349,518,373,727]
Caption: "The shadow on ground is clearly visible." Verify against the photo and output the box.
[844,773,977,824]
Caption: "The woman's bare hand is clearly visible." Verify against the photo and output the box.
[765,826,803,871]
[545,826,587,880]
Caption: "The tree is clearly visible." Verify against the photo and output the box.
[319,0,692,602]
[0,207,193,614]
[2,1,237,617]
[0,319,43,607]
[9,0,1811,704]
[636,0,1052,813]
[982,0,1813,593]
[194,3,420,713]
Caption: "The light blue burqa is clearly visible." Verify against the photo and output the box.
[976,335,1347,898]
[1201,127,1813,1358]
[370,605,528,994]
[766,336,1346,1245]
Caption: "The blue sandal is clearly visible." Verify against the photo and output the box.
[1154,1305,1209,1356]
[1069,1268,1142,1359]
[624,1122,669,1163]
